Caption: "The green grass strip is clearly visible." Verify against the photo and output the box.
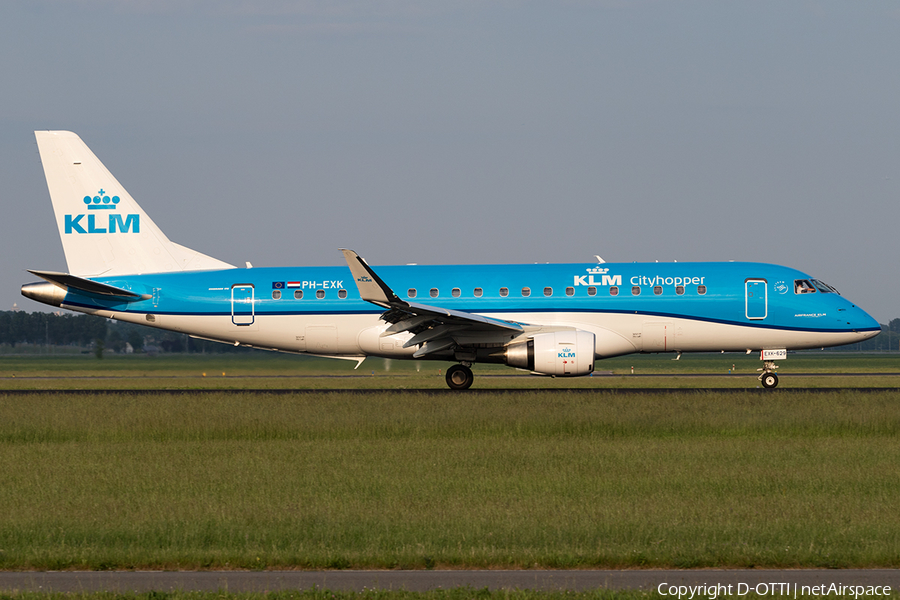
[1,391,899,569]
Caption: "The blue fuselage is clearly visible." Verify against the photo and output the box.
[51,261,877,359]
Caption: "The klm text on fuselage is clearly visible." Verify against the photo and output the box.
[573,274,707,287]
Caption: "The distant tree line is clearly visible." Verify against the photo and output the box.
[827,318,900,353]
[0,310,898,355]
[0,310,107,347]
[0,310,248,354]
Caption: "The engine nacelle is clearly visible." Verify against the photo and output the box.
[505,330,596,376]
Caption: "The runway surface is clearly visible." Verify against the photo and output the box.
[3,372,899,380]
[1,570,899,593]
[0,387,899,395]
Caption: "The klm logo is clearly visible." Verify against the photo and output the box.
[558,347,575,358]
[64,190,140,234]
[574,266,621,287]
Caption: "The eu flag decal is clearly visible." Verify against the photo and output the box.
[272,281,285,290]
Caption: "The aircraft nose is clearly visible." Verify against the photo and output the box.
[851,304,881,339]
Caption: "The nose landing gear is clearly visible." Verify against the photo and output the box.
[446,363,474,390]
[758,361,779,389]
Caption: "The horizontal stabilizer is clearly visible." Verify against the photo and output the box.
[28,270,149,300]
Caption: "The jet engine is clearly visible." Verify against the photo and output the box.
[505,330,596,376]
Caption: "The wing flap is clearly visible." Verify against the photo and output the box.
[382,315,432,336]
[412,337,458,358]
[403,324,466,349]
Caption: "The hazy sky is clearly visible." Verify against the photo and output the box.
[2,1,899,322]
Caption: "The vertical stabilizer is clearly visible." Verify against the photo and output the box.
[34,131,234,276]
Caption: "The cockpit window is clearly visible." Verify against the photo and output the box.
[794,280,816,294]
[812,279,839,294]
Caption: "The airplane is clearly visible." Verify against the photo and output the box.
[21,131,881,390]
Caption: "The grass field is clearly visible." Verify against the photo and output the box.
[1,375,899,570]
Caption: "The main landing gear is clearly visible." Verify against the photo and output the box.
[446,363,474,390]
[758,361,779,389]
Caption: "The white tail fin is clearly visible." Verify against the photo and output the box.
[35,131,234,276]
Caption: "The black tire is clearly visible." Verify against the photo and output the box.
[761,372,779,389]
[446,364,474,390]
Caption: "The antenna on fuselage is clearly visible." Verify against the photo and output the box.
[594,255,605,264]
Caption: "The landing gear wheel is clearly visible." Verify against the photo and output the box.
[761,372,779,389]
[446,364,474,390]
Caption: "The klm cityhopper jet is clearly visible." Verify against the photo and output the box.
[22,131,880,389]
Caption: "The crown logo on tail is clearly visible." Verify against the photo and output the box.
[83,189,120,210]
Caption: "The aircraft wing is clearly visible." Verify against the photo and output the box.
[341,249,524,358]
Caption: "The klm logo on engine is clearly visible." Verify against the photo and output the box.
[573,266,621,287]
[558,347,575,358]
[64,190,140,234]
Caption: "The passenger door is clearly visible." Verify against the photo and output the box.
[745,279,767,320]
[231,284,255,325]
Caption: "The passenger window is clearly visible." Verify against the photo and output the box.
[795,279,816,294]
[565,287,574,296]
[676,286,684,295]
[587,286,597,296]
[521,287,531,297]
[609,286,619,296]
[452,288,461,298]
[338,289,347,299]
[632,286,641,296]
[653,286,662,295]
[697,285,707,295]
[294,290,303,300]
[316,289,325,299]
[474,287,483,297]
[430,288,438,298]
[408,288,417,298]
[544,287,552,297]
[272,290,282,300]
[500,287,509,297]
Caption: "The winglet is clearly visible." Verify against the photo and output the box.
[340,249,403,308]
